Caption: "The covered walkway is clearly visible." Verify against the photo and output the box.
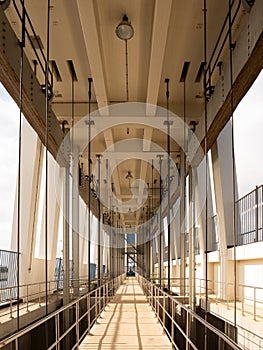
[80,277,172,350]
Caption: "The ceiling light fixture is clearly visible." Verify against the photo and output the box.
[115,14,134,41]
[125,171,133,180]
[126,171,133,189]
[116,14,134,101]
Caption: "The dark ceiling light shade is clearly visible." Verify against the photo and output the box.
[125,171,133,180]
[115,14,134,41]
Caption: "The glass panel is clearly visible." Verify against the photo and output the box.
[0,84,19,249]
[234,71,263,198]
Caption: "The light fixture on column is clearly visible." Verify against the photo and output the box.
[115,14,134,41]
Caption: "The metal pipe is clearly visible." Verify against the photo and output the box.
[165,78,171,294]
[16,0,25,329]
[228,0,238,335]
[63,167,70,306]
[88,77,93,291]
[157,155,163,287]
[44,0,51,316]
[255,186,259,241]
[71,64,80,298]
[203,1,209,349]
[97,155,102,286]
[125,39,129,101]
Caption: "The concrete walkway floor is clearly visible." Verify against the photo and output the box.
[79,277,172,350]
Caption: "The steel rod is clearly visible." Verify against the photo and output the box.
[88,77,93,291]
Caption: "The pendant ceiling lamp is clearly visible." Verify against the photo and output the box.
[115,14,134,41]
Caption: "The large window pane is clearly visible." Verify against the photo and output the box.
[234,71,263,197]
[0,84,19,250]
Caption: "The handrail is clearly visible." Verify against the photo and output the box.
[0,249,20,255]
[235,184,263,203]
[205,0,241,93]
[0,275,112,320]
[0,274,126,348]
[149,276,263,324]
[137,274,242,350]
[11,0,53,90]
[235,185,263,245]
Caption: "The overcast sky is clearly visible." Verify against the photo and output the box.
[0,70,262,250]
[234,70,263,197]
[0,85,19,250]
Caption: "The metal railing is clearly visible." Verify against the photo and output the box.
[149,276,263,322]
[0,275,112,320]
[0,274,126,349]
[236,185,263,246]
[205,0,241,97]
[0,280,59,320]
[11,0,53,90]
[137,274,242,350]
[0,250,19,302]
[196,278,263,322]
[237,325,263,350]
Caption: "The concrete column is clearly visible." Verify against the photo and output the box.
[11,133,42,285]
[211,123,237,300]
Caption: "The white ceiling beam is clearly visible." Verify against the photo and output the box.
[75,0,109,112]
[75,0,127,223]
[146,0,172,115]
[137,1,172,222]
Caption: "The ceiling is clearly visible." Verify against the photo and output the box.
[3,0,249,229]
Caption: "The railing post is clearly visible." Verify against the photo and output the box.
[99,287,101,316]
[88,294,90,334]
[106,282,108,305]
[186,311,190,350]
[253,287,256,321]
[154,285,157,315]
[255,186,259,242]
[10,287,13,319]
[55,313,60,350]
[171,299,174,341]
[26,285,29,312]
[39,284,41,307]
[242,286,244,316]
[103,284,106,311]
[95,289,98,320]
[226,283,229,310]
[76,301,79,347]
[151,284,153,309]
[162,293,165,330]
[215,281,218,305]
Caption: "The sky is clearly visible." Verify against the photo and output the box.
[0,85,19,250]
[0,70,262,250]
[234,70,263,197]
